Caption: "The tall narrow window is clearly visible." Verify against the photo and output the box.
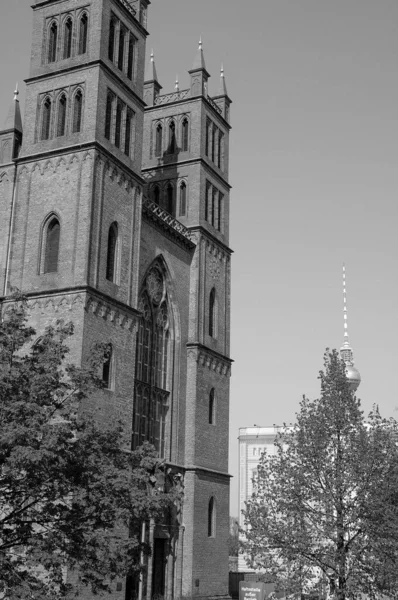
[155,123,162,157]
[127,35,135,80]
[179,181,187,217]
[108,17,116,61]
[218,193,223,233]
[209,288,216,338]
[72,90,83,133]
[118,27,125,71]
[209,389,215,424]
[166,184,173,215]
[212,187,217,228]
[205,182,211,222]
[208,497,215,537]
[57,94,67,137]
[48,22,58,63]
[44,217,60,273]
[114,102,122,148]
[211,125,216,162]
[102,344,113,390]
[78,13,88,55]
[205,118,211,156]
[153,185,160,205]
[63,18,72,59]
[169,120,176,154]
[125,110,132,156]
[181,118,189,152]
[218,132,223,169]
[41,98,52,141]
[105,93,113,140]
[106,222,118,282]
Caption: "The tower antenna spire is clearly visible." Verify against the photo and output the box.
[339,264,361,390]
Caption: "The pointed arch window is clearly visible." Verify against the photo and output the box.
[44,217,60,273]
[153,185,160,205]
[102,344,114,390]
[63,18,73,59]
[209,389,215,424]
[78,13,88,55]
[41,98,52,141]
[105,92,113,140]
[209,287,217,338]
[208,497,215,537]
[169,120,176,154]
[115,101,123,148]
[181,118,189,152]
[57,94,67,137]
[108,17,116,62]
[179,181,187,217]
[155,123,162,157]
[106,222,119,283]
[72,90,83,133]
[48,21,58,63]
[133,267,171,457]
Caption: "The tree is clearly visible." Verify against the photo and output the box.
[243,349,398,600]
[0,297,180,599]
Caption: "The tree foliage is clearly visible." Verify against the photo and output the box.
[229,516,239,557]
[243,349,398,600]
[0,297,181,599]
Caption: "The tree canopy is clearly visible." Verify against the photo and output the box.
[243,349,398,600]
[0,297,181,599]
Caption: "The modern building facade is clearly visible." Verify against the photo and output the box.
[0,1,232,598]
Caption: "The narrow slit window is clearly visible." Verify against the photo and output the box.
[218,133,223,169]
[48,22,58,63]
[169,121,176,154]
[118,27,125,71]
[208,497,215,537]
[102,345,113,390]
[209,288,216,337]
[218,193,223,232]
[57,94,67,137]
[78,13,88,55]
[63,18,72,59]
[125,110,132,156]
[153,185,160,205]
[114,101,122,148]
[181,118,189,152]
[209,389,215,424]
[155,123,162,157]
[105,93,113,140]
[211,125,216,162]
[41,98,52,141]
[127,35,135,80]
[72,90,83,133]
[108,17,116,61]
[179,181,187,217]
[106,223,118,282]
[44,218,60,273]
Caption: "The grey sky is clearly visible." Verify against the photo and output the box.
[0,0,397,516]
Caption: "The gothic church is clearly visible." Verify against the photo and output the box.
[0,0,232,599]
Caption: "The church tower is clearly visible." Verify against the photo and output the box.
[0,4,232,600]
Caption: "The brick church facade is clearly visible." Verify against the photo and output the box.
[0,0,232,599]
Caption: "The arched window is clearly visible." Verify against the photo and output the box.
[208,497,215,537]
[106,222,118,282]
[179,181,187,217]
[114,101,122,148]
[78,13,88,55]
[209,287,217,338]
[102,344,114,390]
[209,389,215,424]
[166,184,173,215]
[108,17,116,61]
[41,98,52,141]
[133,266,171,457]
[105,92,113,140]
[155,123,162,157]
[169,120,176,154]
[118,27,126,71]
[48,21,58,63]
[153,185,160,205]
[56,94,67,137]
[44,217,60,273]
[63,18,73,59]
[72,90,83,133]
[181,118,189,152]
[125,110,132,156]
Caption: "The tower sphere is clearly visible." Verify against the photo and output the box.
[345,363,361,390]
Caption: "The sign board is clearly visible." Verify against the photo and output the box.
[239,581,266,600]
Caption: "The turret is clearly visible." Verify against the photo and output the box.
[143,50,162,106]
[0,85,22,165]
[213,65,232,123]
[340,264,361,390]
[189,38,210,97]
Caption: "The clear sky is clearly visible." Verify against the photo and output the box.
[1,0,397,517]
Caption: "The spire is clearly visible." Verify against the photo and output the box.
[339,264,361,390]
[191,36,208,73]
[3,83,22,133]
[218,64,228,96]
[144,49,159,83]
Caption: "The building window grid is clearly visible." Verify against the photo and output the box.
[104,90,135,157]
[205,181,224,233]
[108,14,137,81]
[46,11,89,64]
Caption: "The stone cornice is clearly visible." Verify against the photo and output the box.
[142,198,196,251]
[186,342,233,377]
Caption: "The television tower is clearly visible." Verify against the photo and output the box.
[340,264,361,390]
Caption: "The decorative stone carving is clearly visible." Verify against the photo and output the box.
[146,267,164,305]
